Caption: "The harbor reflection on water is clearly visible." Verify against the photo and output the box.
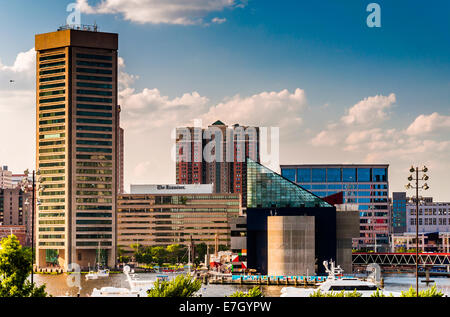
[34,273,450,297]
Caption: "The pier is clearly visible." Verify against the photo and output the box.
[206,274,330,286]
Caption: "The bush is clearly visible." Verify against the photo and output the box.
[229,286,263,297]
[400,285,444,297]
[370,288,395,297]
[370,288,386,297]
[147,274,202,297]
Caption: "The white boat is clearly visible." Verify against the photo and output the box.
[90,266,155,297]
[85,270,99,280]
[97,268,110,278]
[280,261,401,297]
[91,287,147,297]
[85,266,110,280]
[86,242,110,280]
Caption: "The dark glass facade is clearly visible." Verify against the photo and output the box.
[246,160,336,275]
[246,207,336,275]
[392,192,407,233]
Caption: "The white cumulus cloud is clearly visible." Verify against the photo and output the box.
[120,87,210,130]
[118,57,139,90]
[341,93,396,125]
[0,48,35,75]
[77,0,245,25]
[203,88,306,128]
[311,130,338,147]
[405,112,450,136]
[0,49,37,173]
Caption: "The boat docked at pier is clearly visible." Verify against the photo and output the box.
[85,265,110,280]
[85,242,110,280]
[91,265,155,297]
[280,261,401,297]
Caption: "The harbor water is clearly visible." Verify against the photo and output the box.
[34,273,450,297]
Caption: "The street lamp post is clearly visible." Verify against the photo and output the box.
[22,169,40,285]
[405,165,429,297]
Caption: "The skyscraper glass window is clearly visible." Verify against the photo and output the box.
[280,164,389,251]
[357,168,371,182]
[343,168,357,182]
[297,168,311,183]
[281,168,296,182]
[312,168,326,183]
[327,168,342,182]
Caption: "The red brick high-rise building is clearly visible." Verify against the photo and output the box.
[176,120,259,206]
[0,187,32,246]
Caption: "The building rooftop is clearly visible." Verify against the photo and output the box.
[35,28,118,51]
[281,163,389,168]
[211,120,226,126]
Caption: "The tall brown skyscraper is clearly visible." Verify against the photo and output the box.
[35,27,120,269]
[176,120,259,206]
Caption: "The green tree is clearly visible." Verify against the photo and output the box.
[140,247,154,265]
[118,255,131,264]
[229,286,263,297]
[147,274,202,297]
[194,243,207,266]
[166,244,185,264]
[218,245,229,252]
[117,247,130,264]
[151,246,168,266]
[0,235,48,297]
[130,243,142,262]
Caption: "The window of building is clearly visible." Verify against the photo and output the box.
[281,169,296,182]
[357,168,371,182]
[40,54,66,62]
[327,168,341,182]
[343,168,356,182]
[373,168,387,182]
[297,168,311,183]
[311,168,326,183]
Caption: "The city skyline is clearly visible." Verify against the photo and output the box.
[0,0,449,201]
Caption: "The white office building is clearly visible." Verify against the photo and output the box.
[407,202,450,233]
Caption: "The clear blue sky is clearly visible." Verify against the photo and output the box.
[1,0,449,113]
[0,0,449,199]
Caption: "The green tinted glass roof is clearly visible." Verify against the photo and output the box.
[211,120,226,126]
[247,159,332,208]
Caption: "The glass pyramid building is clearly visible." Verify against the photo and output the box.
[247,159,332,208]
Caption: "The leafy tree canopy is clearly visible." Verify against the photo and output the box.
[0,235,48,297]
